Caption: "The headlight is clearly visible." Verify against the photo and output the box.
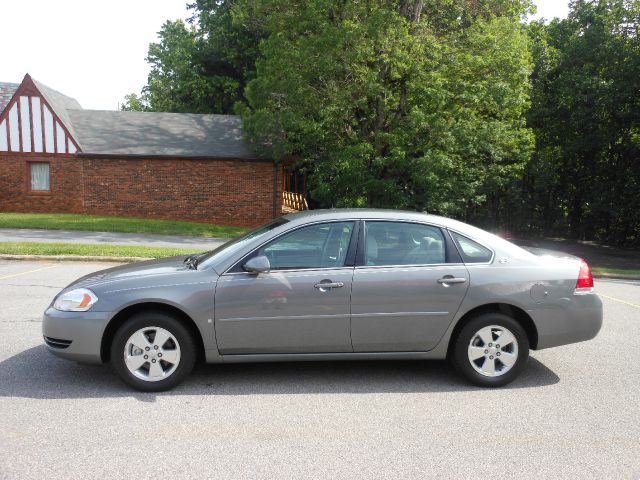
[53,288,98,312]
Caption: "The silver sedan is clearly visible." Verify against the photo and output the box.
[43,209,602,391]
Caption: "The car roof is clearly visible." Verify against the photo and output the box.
[283,208,448,224]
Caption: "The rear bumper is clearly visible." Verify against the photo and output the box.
[42,307,111,364]
[531,293,603,349]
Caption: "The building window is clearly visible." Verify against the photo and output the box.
[29,162,50,191]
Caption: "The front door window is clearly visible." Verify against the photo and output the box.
[255,221,354,270]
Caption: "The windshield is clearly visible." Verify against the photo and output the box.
[198,217,289,269]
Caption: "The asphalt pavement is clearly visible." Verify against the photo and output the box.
[0,260,638,479]
[0,228,227,251]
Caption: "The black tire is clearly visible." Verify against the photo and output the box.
[451,312,529,388]
[110,311,196,392]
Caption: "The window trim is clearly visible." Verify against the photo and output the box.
[355,219,463,269]
[446,229,495,265]
[26,160,52,195]
[223,219,359,275]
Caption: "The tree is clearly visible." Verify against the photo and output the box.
[238,0,534,223]
[121,93,147,112]
[127,0,640,245]
[122,1,260,114]
[525,0,640,244]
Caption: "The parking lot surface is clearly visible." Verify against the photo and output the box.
[0,260,639,479]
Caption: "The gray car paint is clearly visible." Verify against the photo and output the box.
[42,209,603,366]
[351,264,469,351]
[215,267,354,354]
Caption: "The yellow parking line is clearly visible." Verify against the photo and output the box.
[599,293,640,309]
[0,264,57,281]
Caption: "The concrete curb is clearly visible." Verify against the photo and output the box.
[0,254,146,263]
[594,273,640,281]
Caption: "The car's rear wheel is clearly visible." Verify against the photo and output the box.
[111,311,196,392]
[451,312,529,387]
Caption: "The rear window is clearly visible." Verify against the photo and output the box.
[450,232,493,263]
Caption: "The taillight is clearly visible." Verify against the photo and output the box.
[575,259,594,293]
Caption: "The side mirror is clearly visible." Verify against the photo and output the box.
[243,255,271,274]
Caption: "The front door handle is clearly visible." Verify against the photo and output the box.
[314,281,344,290]
[437,276,467,286]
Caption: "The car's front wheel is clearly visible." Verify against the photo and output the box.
[451,312,529,387]
[111,311,196,392]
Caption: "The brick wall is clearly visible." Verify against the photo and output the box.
[0,153,84,214]
[0,154,282,227]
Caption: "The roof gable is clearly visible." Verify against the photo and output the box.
[0,74,80,154]
[0,73,262,160]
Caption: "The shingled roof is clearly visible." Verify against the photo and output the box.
[68,110,255,159]
[0,82,19,113]
[1,75,260,160]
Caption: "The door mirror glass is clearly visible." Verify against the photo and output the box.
[243,255,271,274]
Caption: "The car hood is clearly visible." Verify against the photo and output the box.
[66,255,197,290]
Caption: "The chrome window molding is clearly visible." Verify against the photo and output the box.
[222,266,356,276]
[354,262,466,270]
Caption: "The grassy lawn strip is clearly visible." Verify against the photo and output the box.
[592,267,640,277]
[0,242,196,259]
[0,213,248,238]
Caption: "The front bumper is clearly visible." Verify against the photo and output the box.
[42,307,112,364]
[532,292,603,350]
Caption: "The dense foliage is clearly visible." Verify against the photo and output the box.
[122,0,260,113]
[125,0,640,245]
[524,0,640,244]
[238,0,534,221]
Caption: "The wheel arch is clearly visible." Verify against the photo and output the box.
[100,302,206,363]
[448,303,538,354]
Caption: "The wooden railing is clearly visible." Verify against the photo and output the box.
[282,191,309,211]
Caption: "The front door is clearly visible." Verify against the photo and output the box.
[351,221,469,352]
[215,221,356,354]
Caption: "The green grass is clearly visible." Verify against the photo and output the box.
[0,213,248,238]
[592,267,640,277]
[0,242,195,259]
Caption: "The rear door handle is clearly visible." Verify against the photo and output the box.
[314,281,344,290]
[437,276,467,285]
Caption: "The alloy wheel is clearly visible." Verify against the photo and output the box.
[467,325,519,377]
[123,326,181,382]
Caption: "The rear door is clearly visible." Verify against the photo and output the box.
[350,220,469,352]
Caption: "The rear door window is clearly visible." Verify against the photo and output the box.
[363,221,447,266]
[450,232,493,263]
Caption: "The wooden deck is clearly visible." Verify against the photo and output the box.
[282,191,308,213]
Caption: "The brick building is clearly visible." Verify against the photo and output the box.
[0,74,307,227]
